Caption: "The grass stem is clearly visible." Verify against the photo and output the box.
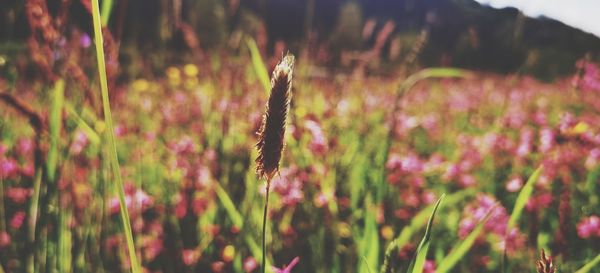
[262,180,271,273]
[91,1,141,272]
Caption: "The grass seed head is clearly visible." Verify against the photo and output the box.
[536,249,556,273]
[256,54,295,182]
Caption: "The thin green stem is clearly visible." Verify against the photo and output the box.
[91,0,141,272]
[262,180,271,273]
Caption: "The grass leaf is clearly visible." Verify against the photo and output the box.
[502,166,543,273]
[405,194,445,273]
[100,0,114,26]
[46,79,64,182]
[436,206,494,273]
[215,184,270,268]
[246,38,271,94]
[574,253,600,273]
[360,195,380,273]
[397,68,470,97]
[507,166,543,228]
[381,189,474,273]
[91,1,141,272]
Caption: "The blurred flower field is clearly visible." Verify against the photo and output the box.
[1,54,600,272]
[1,1,600,273]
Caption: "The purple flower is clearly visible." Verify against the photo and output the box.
[80,34,91,48]
[516,128,534,158]
[304,120,328,155]
[16,138,34,157]
[272,257,300,273]
[539,128,555,153]
[574,59,600,92]
[6,187,33,204]
[577,215,600,239]
[0,157,18,179]
[270,167,304,207]
[70,130,89,155]
[11,211,26,229]
[0,231,10,248]
[505,177,523,192]
[244,257,258,272]
[585,148,600,169]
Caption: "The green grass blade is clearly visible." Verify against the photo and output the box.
[215,184,270,268]
[436,208,494,273]
[405,194,445,273]
[215,184,244,227]
[46,79,64,182]
[362,256,374,273]
[66,105,101,145]
[397,68,470,97]
[91,1,141,272]
[246,38,271,94]
[508,166,543,228]
[503,166,543,273]
[100,0,114,26]
[381,189,474,273]
[575,253,600,273]
[359,195,380,273]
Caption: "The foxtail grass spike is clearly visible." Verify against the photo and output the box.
[537,249,556,273]
[256,54,295,182]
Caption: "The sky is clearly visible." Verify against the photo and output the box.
[475,0,600,38]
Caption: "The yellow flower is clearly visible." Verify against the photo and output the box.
[381,225,394,240]
[185,78,199,89]
[572,121,590,135]
[338,222,352,238]
[132,79,150,92]
[94,121,106,133]
[222,245,235,262]
[183,64,199,77]
[166,66,181,80]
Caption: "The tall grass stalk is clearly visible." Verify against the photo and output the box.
[255,55,295,273]
[91,1,141,272]
[503,166,543,273]
[214,184,264,262]
[262,180,271,273]
[405,194,445,273]
[247,38,271,94]
[574,253,600,273]
[100,0,114,27]
[436,207,495,273]
[378,68,469,203]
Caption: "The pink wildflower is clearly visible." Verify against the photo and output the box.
[0,231,10,248]
[6,187,33,204]
[70,130,89,155]
[11,211,26,229]
[423,260,436,273]
[505,177,523,192]
[577,215,600,239]
[272,257,300,273]
[0,157,18,179]
[182,249,199,266]
[244,257,258,272]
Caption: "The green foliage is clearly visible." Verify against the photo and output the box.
[508,166,543,228]
[406,194,445,273]
[46,79,64,182]
[247,37,271,94]
[436,209,494,273]
[360,195,380,273]
[91,1,141,272]
[575,254,600,273]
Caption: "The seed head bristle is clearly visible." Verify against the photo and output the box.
[256,54,295,181]
[536,249,556,273]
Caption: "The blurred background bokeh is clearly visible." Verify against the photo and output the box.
[0,1,599,273]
